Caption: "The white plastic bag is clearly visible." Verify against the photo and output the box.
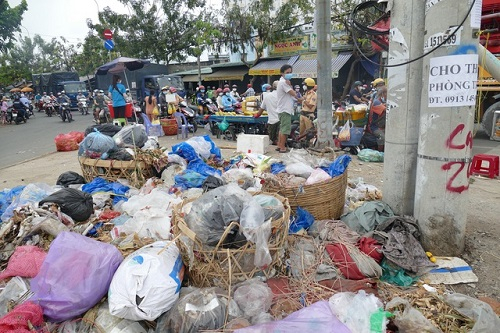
[222,168,255,189]
[386,297,442,333]
[305,168,332,185]
[444,293,500,333]
[113,207,172,240]
[108,241,184,321]
[185,136,212,159]
[240,200,272,268]
[94,301,147,333]
[233,280,273,319]
[285,162,315,179]
[338,120,351,142]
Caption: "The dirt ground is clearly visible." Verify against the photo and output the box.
[0,134,499,304]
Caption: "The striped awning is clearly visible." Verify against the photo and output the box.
[249,55,299,76]
[292,52,352,79]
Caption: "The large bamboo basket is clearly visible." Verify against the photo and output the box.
[172,192,290,288]
[262,171,348,220]
[79,156,154,188]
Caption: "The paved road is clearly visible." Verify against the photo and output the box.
[0,109,95,169]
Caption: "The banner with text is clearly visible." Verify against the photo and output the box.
[428,54,478,107]
[269,36,310,56]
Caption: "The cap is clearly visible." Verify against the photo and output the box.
[161,85,169,91]
[372,78,385,86]
[354,81,362,87]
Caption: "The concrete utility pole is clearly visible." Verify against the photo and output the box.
[414,0,480,255]
[383,0,425,215]
[315,0,334,148]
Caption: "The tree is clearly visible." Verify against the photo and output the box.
[86,0,212,65]
[0,0,27,53]
[218,0,315,66]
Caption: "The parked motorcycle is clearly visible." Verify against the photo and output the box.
[179,101,198,133]
[78,97,89,115]
[9,107,28,125]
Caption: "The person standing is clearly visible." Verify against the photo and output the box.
[108,75,127,118]
[254,81,279,145]
[276,64,303,153]
[144,89,157,122]
[299,78,317,137]
[366,86,387,152]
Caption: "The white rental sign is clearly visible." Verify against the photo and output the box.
[428,54,478,108]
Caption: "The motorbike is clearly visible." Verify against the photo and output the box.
[44,102,56,117]
[59,102,73,122]
[10,107,28,125]
[178,101,198,133]
[78,97,89,115]
[204,98,218,115]
[94,106,111,124]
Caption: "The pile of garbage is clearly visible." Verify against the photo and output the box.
[0,135,498,332]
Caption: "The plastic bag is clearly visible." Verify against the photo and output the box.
[93,301,147,333]
[240,200,271,268]
[217,117,229,131]
[56,171,86,187]
[329,290,386,333]
[113,124,148,148]
[328,154,351,177]
[0,185,25,217]
[113,207,172,240]
[289,206,315,234]
[185,136,213,159]
[223,168,255,189]
[107,148,134,161]
[142,137,159,150]
[30,231,123,322]
[444,293,500,332]
[79,129,117,158]
[85,124,122,137]
[39,188,94,222]
[285,162,315,179]
[185,184,251,247]
[233,280,273,318]
[81,177,130,205]
[305,168,332,185]
[156,287,240,333]
[171,142,200,162]
[0,277,30,317]
[235,300,351,333]
[338,120,351,141]
[174,169,207,190]
[188,158,222,177]
[386,297,442,333]
[253,194,285,221]
[120,188,180,216]
[270,162,286,174]
[54,132,81,152]
[0,245,46,281]
[108,241,184,321]
[358,148,384,162]
[1,183,54,222]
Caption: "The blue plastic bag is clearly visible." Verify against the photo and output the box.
[1,184,53,222]
[187,158,222,177]
[202,134,222,159]
[289,206,315,234]
[174,169,207,190]
[270,162,286,174]
[81,177,130,205]
[328,154,351,177]
[0,185,25,218]
[171,142,199,162]
[79,129,116,159]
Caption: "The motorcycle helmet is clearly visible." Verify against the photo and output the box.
[371,78,385,87]
[170,87,177,93]
[304,78,316,87]
[57,92,61,96]
[294,85,300,89]
[261,84,271,92]
[216,88,222,93]
[232,84,237,88]
[161,85,169,91]
[353,81,362,87]
[247,84,252,88]
[61,90,65,94]
[199,85,205,90]
[223,87,230,93]
[43,92,47,95]
[99,90,104,94]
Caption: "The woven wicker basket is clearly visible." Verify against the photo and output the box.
[78,156,154,188]
[262,171,348,220]
[172,192,290,288]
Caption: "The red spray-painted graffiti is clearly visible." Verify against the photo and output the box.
[442,124,472,193]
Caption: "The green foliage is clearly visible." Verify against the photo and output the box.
[0,0,27,53]
[87,0,216,65]
[219,0,315,66]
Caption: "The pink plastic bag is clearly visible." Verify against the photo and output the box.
[0,245,47,281]
[235,301,352,333]
[30,231,123,322]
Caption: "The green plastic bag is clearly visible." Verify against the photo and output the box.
[217,117,229,132]
[380,259,418,287]
[358,148,384,162]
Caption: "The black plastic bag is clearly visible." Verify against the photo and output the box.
[202,175,224,192]
[56,171,87,187]
[84,124,122,138]
[39,188,94,222]
[107,149,134,161]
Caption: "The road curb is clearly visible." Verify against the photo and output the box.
[0,151,58,171]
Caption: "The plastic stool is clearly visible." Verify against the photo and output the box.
[470,154,499,179]
[113,117,127,127]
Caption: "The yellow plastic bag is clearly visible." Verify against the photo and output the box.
[152,106,159,116]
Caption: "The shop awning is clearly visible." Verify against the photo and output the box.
[249,55,299,76]
[202,68,248,81]
[182,74,201,82]
[292,52,352,78]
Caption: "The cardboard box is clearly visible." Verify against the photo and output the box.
[237,134,269,154]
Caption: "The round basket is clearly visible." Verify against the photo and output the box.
[262,171,348,220]
[160,118,177,136]
[172,192,290,288]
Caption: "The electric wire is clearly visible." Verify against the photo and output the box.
[350,0,477,68]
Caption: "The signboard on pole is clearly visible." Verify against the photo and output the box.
[104,39,115,51]
[103,29,113,40]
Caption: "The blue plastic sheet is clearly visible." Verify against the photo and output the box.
[270,162,286,174]
[328,154,351,177]
[289,206,315,234]
[81,177,130,205]
[187,158,222,178]
[202,134,222,159]
[174,170,207,190]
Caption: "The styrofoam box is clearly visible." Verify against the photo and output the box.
[237,134,269,154]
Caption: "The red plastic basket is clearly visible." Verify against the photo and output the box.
[108,103,133,118]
